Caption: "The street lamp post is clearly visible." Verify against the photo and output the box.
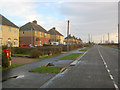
[118,24,120,48]
[67,20,70,52]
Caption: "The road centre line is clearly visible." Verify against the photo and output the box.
[97,47,119,90]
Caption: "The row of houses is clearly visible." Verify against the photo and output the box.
[0,14,83,47]
[64,34,83,45]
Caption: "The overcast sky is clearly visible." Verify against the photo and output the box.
[0,0,119,43]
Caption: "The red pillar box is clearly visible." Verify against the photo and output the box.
[3,49,11,67]
[3,49,9,57]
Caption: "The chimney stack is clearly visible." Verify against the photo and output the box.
[33,20,37,24]
[53,27,56,29]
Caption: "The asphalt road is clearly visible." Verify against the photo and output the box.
[2,48,84,88]
[40,45,119,89]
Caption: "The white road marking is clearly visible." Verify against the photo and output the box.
[105,65,108,68]
[97,47,118,90]
[114,84,119,90]
[77,51,88,64]
[70,50,88,66]
[110,75,114,80]
[16,75,24,79]
[107,69,110,73]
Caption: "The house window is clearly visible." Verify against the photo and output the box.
[22,31,24,35]
[0,39,2,46]
[45,33,47,37]
[35,31,37,35]
[14,40,18,45]
[40,41,42,45]
[8,40,11,47]
[0,26,1,31]
[8,27,11,32]
[40,32,42,36]
[14,29,18,33]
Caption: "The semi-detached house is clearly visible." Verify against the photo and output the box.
[0,14,19,47]
[19,20,50,47]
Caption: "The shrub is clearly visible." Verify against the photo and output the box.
[29,49,42,58]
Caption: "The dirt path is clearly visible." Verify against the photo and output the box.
[11,57,37,64]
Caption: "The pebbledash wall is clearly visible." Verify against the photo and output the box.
[0,25,19,47]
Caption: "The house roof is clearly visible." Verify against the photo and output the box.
[0,14,18,28]
[48,27,64,36]
[79,38,82,41]
[19,20,48,33]
[65,34,74,39]
[65,34,82,41]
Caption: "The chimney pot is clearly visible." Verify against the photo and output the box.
[33,20,37,24]
[53,27,55,29]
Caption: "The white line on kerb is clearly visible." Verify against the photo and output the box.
[105,65,108,68]
[110,75,114,80]
[97,47,118,90]
[77,51,88,64]
[107,69,110,73]
[114,84,119,89]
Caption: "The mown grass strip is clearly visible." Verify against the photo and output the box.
[29,66,63,73]
[79,48,88,51]
[12,54,30,57]
[59,53,83,60]
[79,46,92,51]
[2,64,24,71]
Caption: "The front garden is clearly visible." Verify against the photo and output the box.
[2,44,84,71]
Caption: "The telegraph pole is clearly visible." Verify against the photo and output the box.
[103,35,104,43]
[88,34,90,43]
[118,24,120,48]
[91,35,92,42]
[67,20,70,51]
[108,32,110,43]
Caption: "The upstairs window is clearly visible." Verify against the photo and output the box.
[9,27,11,32]
[45,33,47,37]
[35,31,37,35]
[40,32,42,36]
[14,29,18,33]
[22,31,24,35]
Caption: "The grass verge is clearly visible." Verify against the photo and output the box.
[29,66,63,73]
[79,46,92,51]
[12,54,30,57]
[2,64,24,71]
[79,48,88,51]
[59,53,83,60]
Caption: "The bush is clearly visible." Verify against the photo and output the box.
[29,49,42,58]
[61,44,82,51]
[11,46,63,58]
